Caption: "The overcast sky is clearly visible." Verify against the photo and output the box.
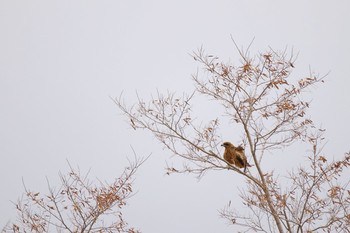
[1,1,350,232]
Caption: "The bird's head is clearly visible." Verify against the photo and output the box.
[221,142,233,148]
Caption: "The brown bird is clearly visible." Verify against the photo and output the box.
[221,141,251,172]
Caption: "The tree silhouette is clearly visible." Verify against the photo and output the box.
[115,42,350,232]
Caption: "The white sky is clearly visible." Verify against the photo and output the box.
[1,1,350,232]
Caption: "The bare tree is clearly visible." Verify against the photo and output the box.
[115,42,350,232]
[4,157,147,233]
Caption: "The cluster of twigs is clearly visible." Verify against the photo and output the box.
[5,158,147,233]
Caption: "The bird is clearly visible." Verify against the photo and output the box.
[221,141,251,172]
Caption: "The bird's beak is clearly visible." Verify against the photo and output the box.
[220,144,224,147]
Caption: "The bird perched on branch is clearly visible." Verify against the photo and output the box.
[221,141,251,172]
